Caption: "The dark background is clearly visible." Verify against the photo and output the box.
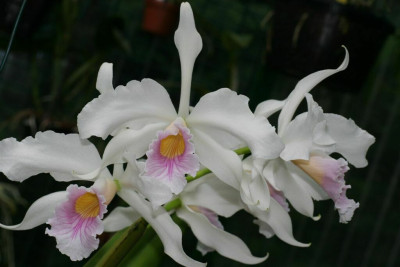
[0,0,399,266]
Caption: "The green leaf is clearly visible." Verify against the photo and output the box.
[84,218,148,267]
[118,227,162,267]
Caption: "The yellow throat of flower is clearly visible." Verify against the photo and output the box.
[160,131,185,159]
[292,158,324,185]
[75,192,100,218]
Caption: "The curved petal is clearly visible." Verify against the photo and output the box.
[182,174,243,217]
[103,206,141,232]
[188,88,283,160]
[101,123,166,166]
[254,219,274,238]
[118,189,205,267]
[278,47,349,134]
[280,94,331,161]
[0,131,101,182]
[177,206,268,265]
[96,63,114,94]
[77,79,177,139]
[254,99,285,118]
[249,198,309,247]
[175,2,203,117]
[263,160,318,219]
[191,128,242,190]
[0,191,67,230]
[325,113,375,168]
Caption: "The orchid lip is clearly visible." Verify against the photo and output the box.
[160,131,186,159]
[144,118,199,194]
[75,192,101,218]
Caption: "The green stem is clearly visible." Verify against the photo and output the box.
[234,146,251,155]
[164,198,182,211]
[186,146,251,182]
[186,168,211,182]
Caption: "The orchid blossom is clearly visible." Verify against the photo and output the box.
[255,48,375,223]
[106,160,269,265]
[76,3,283,201]
[104,154,206,266]
[0,131,205,265]
[239,156,309,247]
[176,174,269,265]
[0,131,119,260]
[0,1,376,265]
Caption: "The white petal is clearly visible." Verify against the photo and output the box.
[103,206,141,232]
[177,206,268,264]
[240,171,270,211]
[280,94,329,161]
[191,128,242,189]
[118,189,205,267]
[249,198,309,247]
[101,123,166,166]
[96,63,114,94]
[254,219,275,238]
[182,174,243,217]
[77,79,177,139]
[254,99,285,118]
[263,160,317,219]
[122,155,174,207]
[120,154,146,189]
[0,131,101,182]
[175,3,203,117]
[325,114,375,167]
[278,47,349,134]
[0,191,67,230]
[188,88,283,160]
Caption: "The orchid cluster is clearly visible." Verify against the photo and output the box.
[0,3,374,266]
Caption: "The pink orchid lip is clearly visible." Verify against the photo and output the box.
[292,155,359,223]
[144,118,200,194]
[46,185,107,261]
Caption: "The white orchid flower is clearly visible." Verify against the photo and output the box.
[239,156,309,247]
[76,3,283,199]
[0,131,121,260]
[176,174,269,265]
[108,161,268,265]
[104,154,206,266]
[256,48,375,223]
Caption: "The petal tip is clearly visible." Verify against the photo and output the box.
[312,214,321,221]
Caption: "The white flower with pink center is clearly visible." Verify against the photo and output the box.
[46,185,107,261]
[145,118,199,194]
[76,3,283,199]
[0,132,124,261]
[255,50,375,223]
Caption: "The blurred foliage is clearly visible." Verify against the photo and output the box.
[0,0,399,266]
